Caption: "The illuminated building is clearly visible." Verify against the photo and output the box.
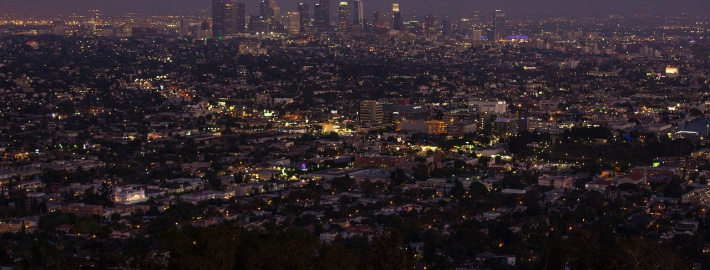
[314,0,330,31]
[666,66,679,78]
[468,100,507,113]
[493,9,506,40]
[338,2,350,33]
[321,0,331,25]
[400,120,448,135]
[260,0,274,22]
[235,3,246,33]
[353,0,364,27]
[393,3,403,31]
[298,3,310,33]
[373,11,389,29]
[114,187,148,205]
[359,100,384,125]
[314,4,325,31]
[427,120,448,135]
[212,0,228,36]
[286,12,301,35]
[458,18,472,36]
[424,15,435,34]
[492,117,517,139]
[472,29,483,41]
[213,0,244,36]
[224,1,235,34]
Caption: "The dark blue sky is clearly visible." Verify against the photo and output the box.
[3,0,709,17]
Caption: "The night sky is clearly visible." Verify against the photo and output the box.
[3,0,710,17]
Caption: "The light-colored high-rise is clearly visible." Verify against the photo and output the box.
[353,0,364,27]
[360,100,384,125]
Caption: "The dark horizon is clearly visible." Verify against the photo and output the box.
[2,0,710,18]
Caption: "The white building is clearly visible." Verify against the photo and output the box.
[468,100,507,113]
[682,188,710,205]
[538,176,574,189]
[320,232,339,243]
[114,187,148,205]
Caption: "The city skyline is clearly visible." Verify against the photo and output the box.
[1,0,710,267]
[3,0,710,17]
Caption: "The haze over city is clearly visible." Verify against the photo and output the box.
[3,0,710,17]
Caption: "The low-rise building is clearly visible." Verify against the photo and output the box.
[114,187,148,205]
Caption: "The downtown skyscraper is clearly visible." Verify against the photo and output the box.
[353,0,364,28]
[314,0,331,32]
[298,3,310,33]
[393,3,403,31]
[260,0,279,23]
[212,0,228,37]
[337,2,349,33]
[212,0,246,37]
[234,3,246,33]
[493,10,506,41]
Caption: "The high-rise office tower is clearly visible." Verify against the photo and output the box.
[259,0,280,23]
[314,4,324,31]
[392,3,403,31]
[224,1,235,34]
[180,18,190,36]
[249,16,270,32]
[472,11,481,24]
[424,15,435,34]
[373,11,385,28]
[298,3,310,33]
[286,12,300,35]
[353,0,364,27]
[442,19,451,36]
[458,18,472,36]
[235,3,246,33]
[273,7,281,24]
[89,10,101,33]
[260,0,274,22]
[212,0,227,37]
[360,100,384,125]
[472,29,483,42]
[408,20,421,34]
[337,2,349,33]
[493,10,505,41]
[319,0,331,31]
[213,0,246,36]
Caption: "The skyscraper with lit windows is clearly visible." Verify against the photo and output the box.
[318,0,331,31]
[493,9,506,40]
[298,3,310,33]
[213,0,245,36]
[224,1,235,34]
[235,3,246,33]
[338,2,350,33]
[393,3,403,31]
[286,12,300,35]
[212,0,227,37]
